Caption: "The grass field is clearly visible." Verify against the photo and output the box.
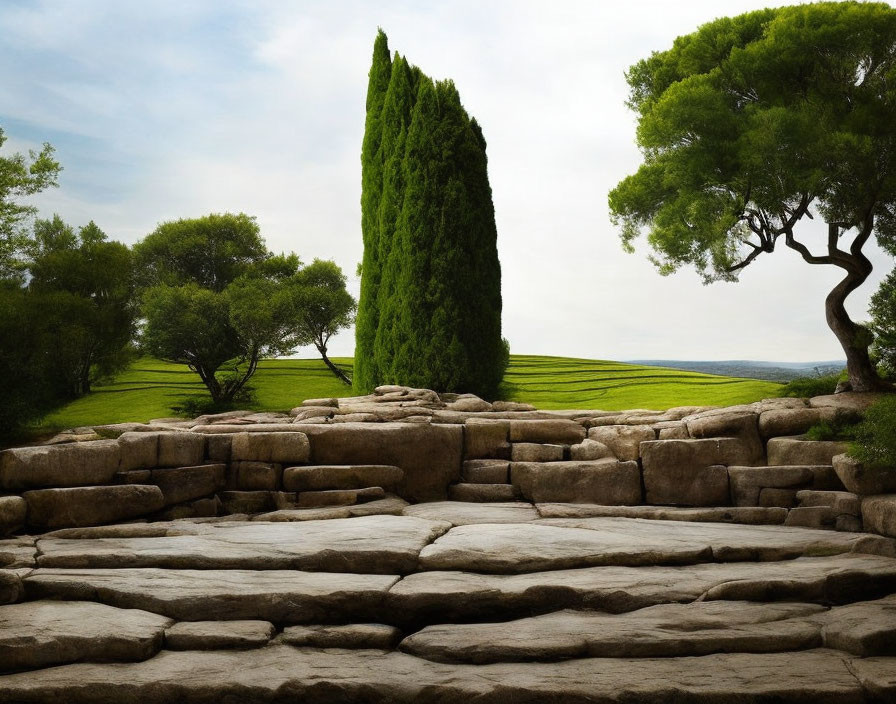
[40,354,783,430]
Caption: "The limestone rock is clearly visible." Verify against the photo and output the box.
[508,419,585,445]
[0,536,36,568]
[767,436,849,466]
[848,656,896,700]
[165,620,275,650]
[402,501,539,525]
[833,454,896,495]
[0,570,23,603]
[150,464,225,505]
[569,439,614,460]
[463,419,510,459]
[511,460,642,505]
[230,432,310,464]
[587,424,654,461]
[0,440,121,490]
[462,459,509,483]
[218,490,295,514]
[400,601,825,663]
[118,432,159,471]
[24,485,165,529]
[862,495,896,538]
[809,391,885,412]
[25,567,400,622]
[510,443,564,462]
[282,464,403,491]
[0,599,171,673]
[685,409,764,464]
[229,461,282,490]
[36,515,451,573]
[819,594,896,656]
[0,496,26,535]
[279,623,401,649]
[796,490,861,515]
[296,486,386,508]
[536,503,788,525]
[758,408,838,439]
[728,465,827,506]
[190,423,303,434]
[253,496,408,522]
[299,397,338,409]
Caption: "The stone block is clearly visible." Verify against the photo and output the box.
[463,420,510,459]
[205,434,233,463]
[0,496,26,536]
[296,487,386,508]
[115,469,152,484]
[218,491,296,514]
[685,410,764,464]
[795,490,861,516]
[728,466,817,507]
[509,420,585,445]
[448,483,520,502]
[230,432,310,464]
[117,432,159,471]
[23,485,165,529]
[157,433,205,468]
[569,439,614,461]
[510,443,564,462]
[282,465,403,492]
[165,621,275,650]
[0,440,121,490]
[766,436,848,466]
[785,506,836,530]
[861,494,896,538]
[462,460,509,484]
[758,408,833,439]
[758,488,798,508]
[510,460,641,505]
[656,422,689,440]
[833,454,896,495]
[587,425,655,461]
[231,462,282,491]
[150,464,225,505]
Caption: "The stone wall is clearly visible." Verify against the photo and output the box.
[1,386,894,539]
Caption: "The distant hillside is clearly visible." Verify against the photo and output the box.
[629,360,845,383]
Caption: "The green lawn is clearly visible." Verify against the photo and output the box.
[41,354,782,429]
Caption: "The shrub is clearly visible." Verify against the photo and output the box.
[849,395,896,469]
[805,417,859,442]
[778,371,844,398]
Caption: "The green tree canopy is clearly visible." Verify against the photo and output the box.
[870,269,896,378]
[609,2,896,392]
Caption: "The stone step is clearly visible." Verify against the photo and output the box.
[282,465,404,492]
[536,503,788,525]
[165,620,274,650]
[402,501,540,525]
[461,460,509,484]
[295,486,386,508]
[447,483,519,502]
[0,646,879,702]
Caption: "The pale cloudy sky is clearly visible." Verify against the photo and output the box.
[2,0,893,362]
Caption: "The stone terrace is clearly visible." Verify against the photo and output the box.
[1,386,896,701]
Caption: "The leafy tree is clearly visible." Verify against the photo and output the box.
[289,259,356,385]
[136,213,301,405]
[27,216,136,396]
[608,2,896,392]
[356,31,505,397]
[869,269,896,378]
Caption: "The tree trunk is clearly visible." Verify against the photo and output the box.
[825,266,889,392]
[316,343,352,385]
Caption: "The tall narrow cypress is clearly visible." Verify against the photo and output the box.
[356,31,504,398]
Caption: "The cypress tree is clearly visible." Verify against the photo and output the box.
[356,32,504,397]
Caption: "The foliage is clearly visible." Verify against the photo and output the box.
[805,417,860,442]
[288,259,356,384]
[777,372,844,399]
[355,31,505,398]
[869,268,896,377]
[608,2,896,392]
[849,395,896,469]
[137,213,301,403]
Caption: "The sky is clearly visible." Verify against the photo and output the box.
[2,0,893,363]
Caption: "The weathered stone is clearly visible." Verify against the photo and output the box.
[298,423,463,502]
[511,460,642,505]
[462,459,509,484]
[818,594,896,656]
[728,465,820,506]
[150,464,225,505]
[299,397,338,409]
[862,495,896,538]
[204,434,232,462]
[400,601,825,663]
[154,496,221,521]
[785,506,837,529]
[0,570,23,603]
[190,423,304,434]
[230,461,281,490]
[116,469,152,484]
[568,439,614,460]
[685,410,764,464]
[0,647,866,703]
[117,432,159,471]
[253,496,408,521]
[446,396,492,412]
[536,503,788,525]
[508,419,585,445]
[797,490,861,515]
[24,485,165,529]
[0,496,26,536]
[448,483,519,502]
[587,424,655,461]
[758,488,798,508]
[510,443,564,462]
[25,567,400,622]
[36,515,451,573]
[229,431,310,464]
[280,623,401,649]
[809,391,885,412]
[759,408,836,439]
[165,620,275,650]
[0,536,36,568]
[402,501,540,525]
[297,486,386,508]
[833,453,896,495]
[282,464,403,491]
[218,490,295,514]
[463,419,510,459]
[0,599,171,673]
[0,440,121,490]
[157,432,205,468]
[849,656,896,701]
[767,436,848,466]
[658,422,690,440]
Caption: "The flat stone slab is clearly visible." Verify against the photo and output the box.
[400,601,826,663]
[24,568,400,622]
[402,501,540,525]
[24,485,166,529]
[849,656,896,701]
[165,620,275,650]
[0,536,36,568]
[253,496,409,522]
[0,600,172,673]
[389,553,896,624]
[0,646,866,702]
[35,515,451,573]
[818,594,896,656]
[282,465,403,491]
[418,518,894,574]
[537,503,788,525]
[280,623,401,649]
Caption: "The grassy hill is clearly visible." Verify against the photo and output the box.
[40,354,782,429]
